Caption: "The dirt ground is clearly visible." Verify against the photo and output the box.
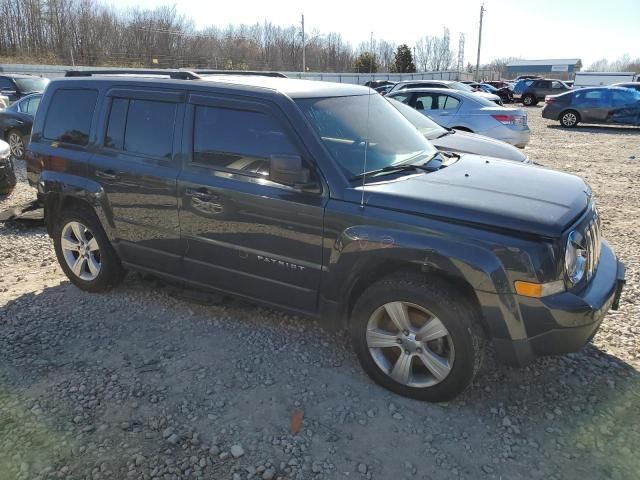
[1,109,639,480]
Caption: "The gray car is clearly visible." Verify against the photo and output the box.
[542,86,640,127]
[387,88,531,148]
[388,98,529,163]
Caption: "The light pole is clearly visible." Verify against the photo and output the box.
[301,14,306,72]
[475,4,485,81]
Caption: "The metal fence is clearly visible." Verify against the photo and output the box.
[0,63,479,83]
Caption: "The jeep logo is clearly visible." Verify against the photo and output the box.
[257,255,306,272]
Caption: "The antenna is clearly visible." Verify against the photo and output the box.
[360,32,375,209]
[475,4,485,81]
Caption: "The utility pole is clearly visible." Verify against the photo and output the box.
[301,14,306,73]
[475,4,485,81]
[370,32,374,74]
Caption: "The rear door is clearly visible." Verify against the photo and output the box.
[89,87,185,273]
[177,93,326,312]
[574,89,610,123]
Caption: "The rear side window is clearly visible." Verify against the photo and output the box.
[193,106,299,175]
[104,98,176,158]
[443,96,460,110]
[44,89,97,146]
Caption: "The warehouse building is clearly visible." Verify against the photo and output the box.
[506,59,582,80]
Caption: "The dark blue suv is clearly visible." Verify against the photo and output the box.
[26,71,625,401]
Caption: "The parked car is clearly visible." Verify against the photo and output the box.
[468,82,514,103]
[513,78,571,106]
[26,72,624,402]
[542,86,640,127]
[514,75,541,80]
[0,139,16,194]
[388,80,503,105]
[386,88,530,147]
[374,84,394,95]
[612,82,640,92]
[0,74,49,103]
[0,93,42,159]
[486,81,511,89]
[387,98,529,162]
[513,78,571,107]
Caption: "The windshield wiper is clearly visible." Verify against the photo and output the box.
[351,152,445,181]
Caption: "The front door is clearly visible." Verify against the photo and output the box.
[89,88,185,273]
[177,93,326,313]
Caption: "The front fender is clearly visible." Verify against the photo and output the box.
[323,223,527,346]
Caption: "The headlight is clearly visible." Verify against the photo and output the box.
[565,230,587,285]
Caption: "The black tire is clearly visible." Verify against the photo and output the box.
[0,157,17,195]
[350,273,486,402]
[7,129,26,160]
[559,110,580,128]
[53,205,125,292]
[522,94,537,106]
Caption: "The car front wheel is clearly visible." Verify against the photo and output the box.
[560,110,580,128]
[350,274,486,402]
[522,94,537,106]
[53,206,125,292]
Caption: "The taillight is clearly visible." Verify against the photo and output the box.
[491,114,527,126]
[545,96,556,104]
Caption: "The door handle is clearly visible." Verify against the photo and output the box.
[96,169,119,180]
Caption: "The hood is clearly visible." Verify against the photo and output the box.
[362,155,589,237]
[432,130,528,163]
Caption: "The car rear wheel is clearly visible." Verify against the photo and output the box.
[522,94,537,106]
[53,206,125,292]
[350,274,486,402]
[0,157,16,195]
[8,130,25,159]
[560,110,580,128]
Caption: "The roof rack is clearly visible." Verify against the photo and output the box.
[192,70,287,78]
[65,69,201,80]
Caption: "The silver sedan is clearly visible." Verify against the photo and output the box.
[387,88,531,148]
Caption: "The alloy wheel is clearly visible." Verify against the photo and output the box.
[366,301,455,388]
[61,221,101,281]
[8,132,24,158]
[562,112,577,127]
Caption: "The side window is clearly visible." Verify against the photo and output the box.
[43,89,97,146]
[193,105,299,177]
[0,77,13,90]
[104,98,176,158]
[390,93,410,104]
[443,96,460,110]
[125,100,176,158]
[414,94,435,110]
[551,81,564,89]
[104,98,128,150]
[25,96,41,115]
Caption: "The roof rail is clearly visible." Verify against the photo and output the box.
[192,70,287,78]
[65,69,201,80]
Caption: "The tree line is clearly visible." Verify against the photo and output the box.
[0,0,459,73]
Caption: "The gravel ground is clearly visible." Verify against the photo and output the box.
[1,111,639,480]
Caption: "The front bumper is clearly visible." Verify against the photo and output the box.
[494,242,625,366]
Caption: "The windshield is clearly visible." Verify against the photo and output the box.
[14,77,49,93]
[296,94,438,178]
[450,82,475,92]
[387,98,448,139]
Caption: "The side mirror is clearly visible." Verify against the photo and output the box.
[269,154,314,189]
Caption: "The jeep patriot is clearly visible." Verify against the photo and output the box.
[26,72,625,401]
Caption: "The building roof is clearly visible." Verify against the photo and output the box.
[507,59,582,67]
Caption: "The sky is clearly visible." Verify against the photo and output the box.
[109,0,640,68]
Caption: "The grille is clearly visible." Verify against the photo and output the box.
[584,209,602,281]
